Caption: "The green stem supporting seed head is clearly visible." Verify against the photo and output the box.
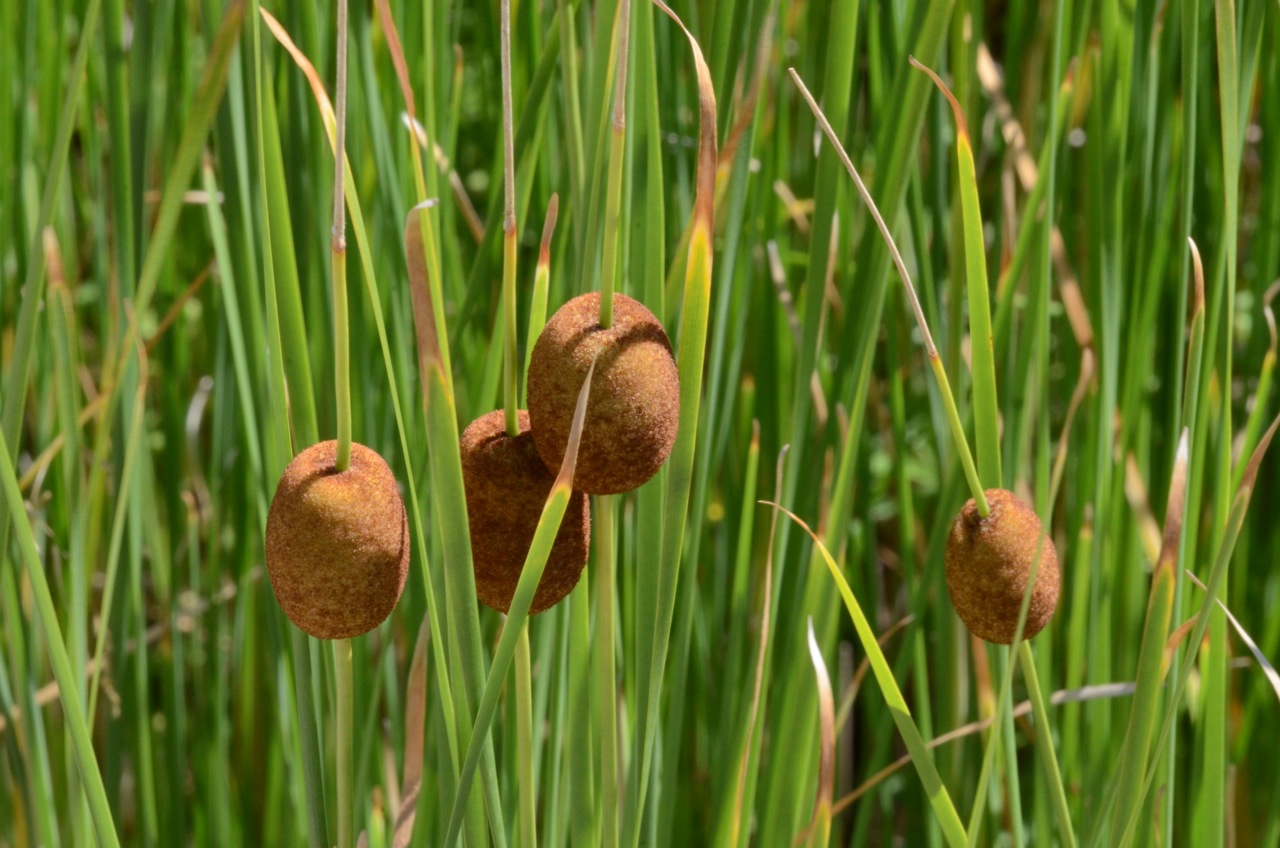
[331,0,352,471]
[500,0,520,437]
[598,0,631,330]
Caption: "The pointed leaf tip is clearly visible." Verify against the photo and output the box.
[1154,428,1191,576]
[1188,238,1205,314]
[404,202,442,371]
[651,0,717,229]
[910,57,971,141]
[800,617,835,847]
[554,352,599,490]
[1237,411,1280,496]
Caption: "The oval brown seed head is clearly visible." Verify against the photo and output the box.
[265,440,409,639]
[944,488,1060,645]
[527,292,679,494]
[461,410,591,614]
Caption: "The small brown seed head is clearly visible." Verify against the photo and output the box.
[527,292,679,494]
[461,410,591,614]
[944,488,1060,644]
[265,440,409,639]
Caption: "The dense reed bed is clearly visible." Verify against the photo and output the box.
[2,0,1279,845]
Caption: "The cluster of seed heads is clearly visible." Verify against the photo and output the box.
[462,291,680,614]
[261,291,679,634]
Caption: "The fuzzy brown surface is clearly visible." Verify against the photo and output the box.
[265,440,409,639]
[460,410,590,614]
[944,488,1060,644]
[527,292,679,494]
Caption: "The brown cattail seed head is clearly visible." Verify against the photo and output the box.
[944,488,1060,645]
[461,410,591,613]
[527,292,679,495]
[265,440,409,639]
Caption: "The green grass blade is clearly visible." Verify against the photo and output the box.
[249,3,328,842]
[1109,432,1189,845]
[515,625,537,848]
[911,60,1000,490]
[1115,413,1280,846]
[765,505,967,848]
[405,200,508,845]
[595,493,620,848]
[625,5,717,844]
[0,430,119,848]
[442,356,598,846]
[1017,643,1075,848]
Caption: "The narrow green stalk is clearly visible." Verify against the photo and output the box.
[126,457,159,843]
[1234,351,1276,491]
[964,535,1052,848]
[1200,4,1241,840]
[558,1,586,224]
[1166,240,1206,846]
[461,6,572,316]
[332,0,352,471]
[405,201,505,847]
[332,248,352,470]
[624,10,716,841]
[0,430,119,848]
[998,649,1025,848]
[501,0,520,435]
[516,627,538,848]
[524,194,559,402]
[86,368,147,725]
[928,356,990,515]
[503,229,520,432]
[568,578,600,847]
[598,0,630,329]
[595,495,620,848]
[1019,643,1076,848]
[251,3,328,842]
[439,354,597,847]
[1110,433,1188,847]
[334,638,354,848]
[443,490,575,844]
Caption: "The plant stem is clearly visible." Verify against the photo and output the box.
[524,194,559,404]
[595,494,620,848]
[333,250,352,470]
[598,0,631,329]
[1019,642,1076,847]
[332,0,352,470]
[928,356,990,515]
[501,0,519,436]
[0,429,120,848]
[334,638,355,848]
[516,626,538,848]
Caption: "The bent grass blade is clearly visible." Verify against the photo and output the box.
[761,503,968,848]
[443,355,600,846]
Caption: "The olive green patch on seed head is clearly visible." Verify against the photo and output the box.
[461,409,591,614]
[527,292,679,494]
[944,488,1060,645]
[265,440,409,640]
